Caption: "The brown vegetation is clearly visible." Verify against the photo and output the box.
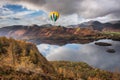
[0,37,56,80]
[51,61,120,80]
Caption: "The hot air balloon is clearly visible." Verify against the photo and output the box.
[49,11,59,24]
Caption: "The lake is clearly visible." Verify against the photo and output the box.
[37,39,120,72]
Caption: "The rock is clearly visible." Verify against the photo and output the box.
[95,42,112,46]
[106,49,116,53]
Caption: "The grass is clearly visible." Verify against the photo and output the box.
[51,61,120,80]
[102,31,120,36]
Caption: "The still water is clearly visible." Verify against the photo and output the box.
[37,39,120,72]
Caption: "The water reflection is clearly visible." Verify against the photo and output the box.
[37,39,120,72]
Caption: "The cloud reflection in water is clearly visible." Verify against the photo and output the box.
[37,39,120,71]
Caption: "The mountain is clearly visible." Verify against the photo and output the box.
[0,25,98,44]
[0,24,52,38]
[102,20,120,32]
[0,37,56,80]
[0,25,96,38]
[68,21,104,30]
[78,20,120,31]
[0,20,120,45]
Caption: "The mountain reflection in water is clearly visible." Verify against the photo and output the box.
[37,39,120,72]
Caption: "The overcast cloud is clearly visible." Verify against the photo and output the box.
[1,0,119,18]
[0,0,120,26]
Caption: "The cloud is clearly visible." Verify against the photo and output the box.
[1,10,35,19]
[0,5,40,27]
[80,0,120,18]
[0,7,13,16]
[0,0,120,26]
[11,18,21,20]
[1,0,120,19]
[37,40,120,71]
[12,11,35,18]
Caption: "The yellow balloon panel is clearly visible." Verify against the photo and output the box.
[49,11,59,18]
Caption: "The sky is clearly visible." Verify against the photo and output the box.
[0,0,120,27]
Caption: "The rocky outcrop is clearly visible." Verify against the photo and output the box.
[95,42,112,46]
[106,49,116,53]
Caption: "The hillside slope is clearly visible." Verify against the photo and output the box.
[51,61,120,80]
[0,37,56,80]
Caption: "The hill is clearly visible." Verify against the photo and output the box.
[0,25,97,39]
[78,20,120,32]
[0,20,120,45]
[0,25,98,45]
[0,37,56,80]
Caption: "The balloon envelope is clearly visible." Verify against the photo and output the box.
[49,11,59,22]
